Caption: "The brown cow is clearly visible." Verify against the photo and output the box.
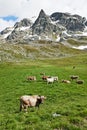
[70,75,79,81]
[27,76,36,81]
[76,80,84,84]
[20,95,46,112]
[42,76,50,81]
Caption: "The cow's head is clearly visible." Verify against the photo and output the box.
[36,96,46,107]
[40,96,46,103]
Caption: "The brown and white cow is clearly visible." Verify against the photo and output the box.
[20,95,46,112]
[61,79,71,84]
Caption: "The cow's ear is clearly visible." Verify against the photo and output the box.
[44,96,47,99]
[41,96,47,99]
[37,96,40,99]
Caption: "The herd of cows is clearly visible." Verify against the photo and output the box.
[20,74,84,112]
[26,75,84,84]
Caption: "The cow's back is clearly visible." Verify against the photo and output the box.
[20,95,38,106]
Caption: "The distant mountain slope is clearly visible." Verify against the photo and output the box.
[0,39,87,62]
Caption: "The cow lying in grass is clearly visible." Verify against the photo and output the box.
[20,95,46,112]
[61,79,71,84]
[70,75,79,80]
[76,80,84,84]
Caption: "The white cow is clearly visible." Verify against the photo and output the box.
[46,77,54,84]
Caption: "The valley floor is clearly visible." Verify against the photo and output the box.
[0,55,87,130]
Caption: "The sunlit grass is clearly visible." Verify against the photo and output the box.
[0,54,87,130]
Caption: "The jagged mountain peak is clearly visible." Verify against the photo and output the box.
[32,9,50,27]
[38,9,47,17]
[14,18,32,29]
[32,9,55,35]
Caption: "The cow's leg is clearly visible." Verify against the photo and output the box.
[20,105,22,111]
[20,100,22,111]
[24,105,28,112]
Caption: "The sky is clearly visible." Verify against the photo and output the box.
[0,0,87,31]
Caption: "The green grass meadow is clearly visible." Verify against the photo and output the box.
[0,54,87,130]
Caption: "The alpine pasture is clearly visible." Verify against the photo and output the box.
[0,54,87,130]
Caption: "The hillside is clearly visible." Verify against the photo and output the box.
[0,39,87,62]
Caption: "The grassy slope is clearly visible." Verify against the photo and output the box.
[0,54,87,130]
[0,40,87,61]
[67,38,87,46]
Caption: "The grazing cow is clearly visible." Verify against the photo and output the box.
[76,80,84,84]
[42,76,50,81]
[70,75,79,81]
[27,76,36,81]
[46,77,54,84]
[62,80,71,84]
[20,95,46,112]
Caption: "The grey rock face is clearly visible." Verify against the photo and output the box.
[6,19,33,41]
[50,12,86,31]
[6,29,31,42]
[32,9,58,35]
[65,17,85,31]
[0,27,13,35]
[6,30,20,40]
[85,21,87,26]
[14,18,32,28]
[50,12,70,21]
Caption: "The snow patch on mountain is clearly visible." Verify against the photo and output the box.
[72,45,87,50]
[16,26,30,31]
[3,27,14,38]
[56,35,60,42]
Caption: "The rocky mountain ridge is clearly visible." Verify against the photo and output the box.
[0,9,87,43]
[0,9,87,62]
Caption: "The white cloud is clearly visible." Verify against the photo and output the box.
[0,19,16,31]
[0,0,87,31]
